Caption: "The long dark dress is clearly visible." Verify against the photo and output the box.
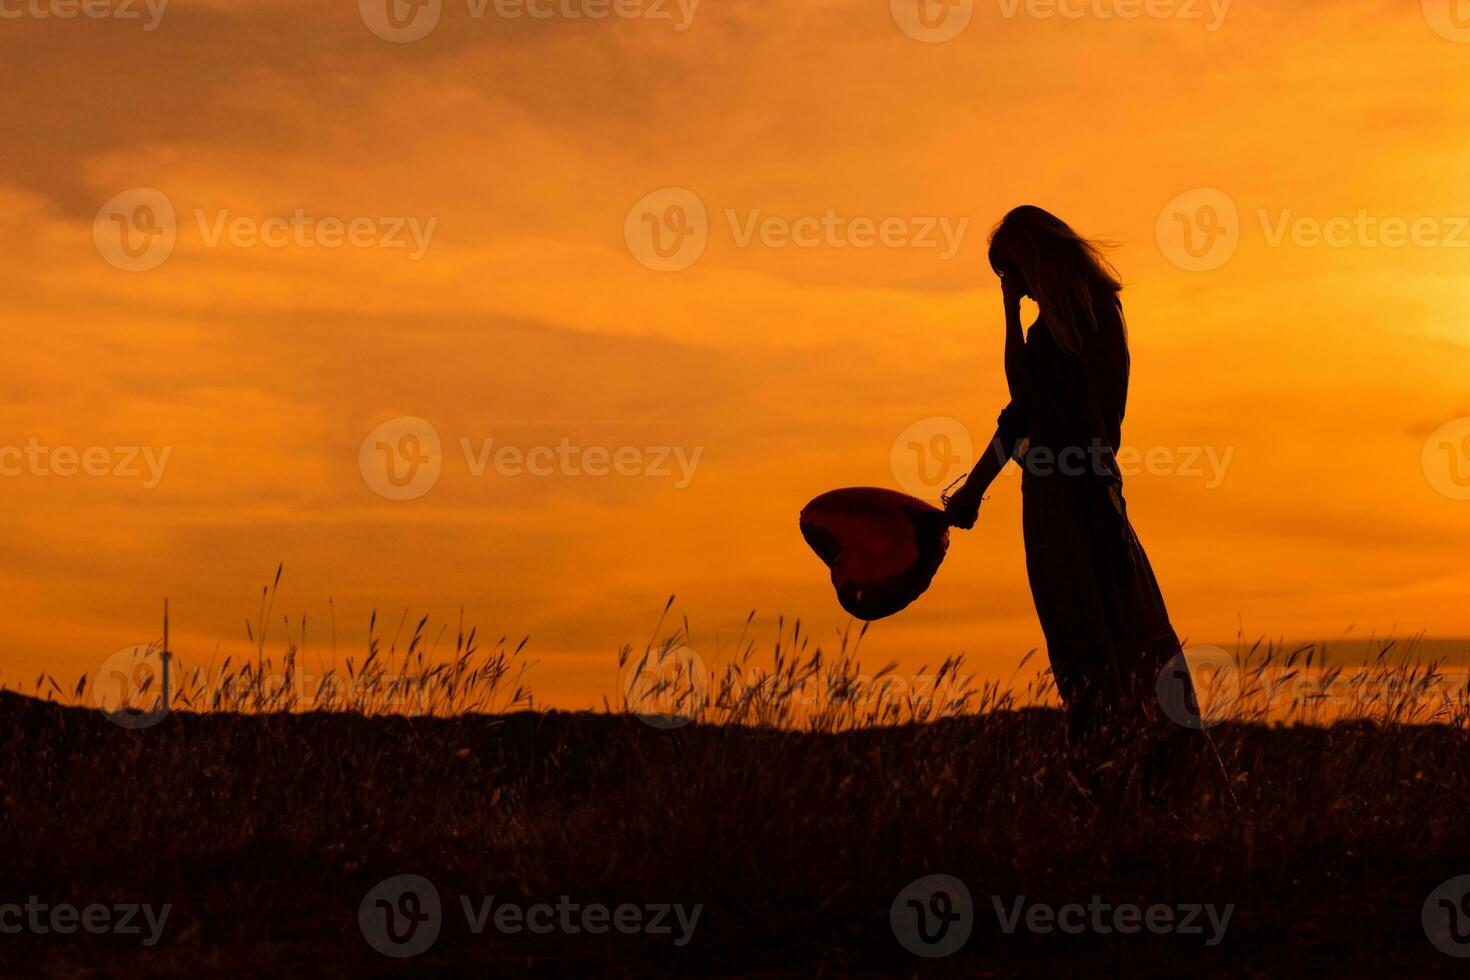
[995,300,1189,743]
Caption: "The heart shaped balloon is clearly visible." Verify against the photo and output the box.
[799,487,952,621]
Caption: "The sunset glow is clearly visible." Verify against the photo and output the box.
[3,0,1469,706]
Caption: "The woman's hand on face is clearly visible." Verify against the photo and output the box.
[1000,270,1025,314]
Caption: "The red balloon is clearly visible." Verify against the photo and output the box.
[799,488,951,621]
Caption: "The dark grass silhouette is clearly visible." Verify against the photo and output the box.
[4,604,1469,976]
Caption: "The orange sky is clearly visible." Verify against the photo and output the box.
[2,0,1469,708]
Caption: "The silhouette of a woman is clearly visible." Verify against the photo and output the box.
[945,206,1193,746]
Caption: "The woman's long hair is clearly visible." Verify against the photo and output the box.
[987,206,1124,356]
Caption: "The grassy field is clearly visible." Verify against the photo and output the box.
[4,591,1470,976]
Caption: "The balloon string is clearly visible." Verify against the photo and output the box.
[939,472,969,508]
